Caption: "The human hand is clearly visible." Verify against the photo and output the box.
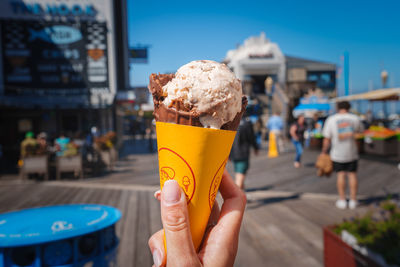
[149,170,246,267]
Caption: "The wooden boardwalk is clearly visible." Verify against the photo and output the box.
[0,139,399,267]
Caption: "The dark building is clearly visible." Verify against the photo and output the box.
[0,0,130,172]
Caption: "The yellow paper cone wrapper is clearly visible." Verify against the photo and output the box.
[156,121,236,251]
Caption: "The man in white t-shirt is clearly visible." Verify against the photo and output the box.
[322,101,363,209]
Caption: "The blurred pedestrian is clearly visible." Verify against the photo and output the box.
[36,132,48,155]
[253,116,263,147]
[305,113,321,148]
[290,114,306,168]
[229,115,259,190]
[322,101,364,209]
[72,132,85,148]
[20,131,38,158]
[55,132,70,156]
[267,111,284,152]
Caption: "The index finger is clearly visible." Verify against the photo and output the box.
[219,169,247,208]
[197,170,246,266]
[217,169,246,231]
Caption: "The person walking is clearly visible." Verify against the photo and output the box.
[267,112,284,153]
[253,116,263,148]
[290,114,306,168]
[229,115,259,190]
[321,101,363,209]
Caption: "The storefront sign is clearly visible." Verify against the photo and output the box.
[129,48,148,63]
[9,1,96,17]
[18,119,32,132]
[2,20,109,95]
[249,53,274,59]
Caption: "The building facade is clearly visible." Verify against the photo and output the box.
[0,0,130,171]
[224,32,336,97]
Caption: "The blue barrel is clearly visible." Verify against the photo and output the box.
[0,204,121,267]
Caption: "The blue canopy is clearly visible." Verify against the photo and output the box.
[294,103,331,111]
[293,103,331,117]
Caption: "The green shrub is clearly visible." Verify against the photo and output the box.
[334,200,400,265]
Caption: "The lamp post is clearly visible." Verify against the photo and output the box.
[380,70,389,118]
[264,76,273,115]
[381,70,388,89]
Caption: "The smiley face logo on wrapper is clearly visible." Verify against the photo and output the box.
[159,148,196,203]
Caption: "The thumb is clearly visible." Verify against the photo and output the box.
[161,180,198,266]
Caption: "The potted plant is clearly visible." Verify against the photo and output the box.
[324,198,400,267]
[94,132,117,171]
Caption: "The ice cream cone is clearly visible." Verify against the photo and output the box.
[156,121,236,250]
[149,63,247,251]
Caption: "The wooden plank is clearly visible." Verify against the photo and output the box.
[244,212,321,267]
[75,188,98,205]
[283,199,339,228]
[115,190,130,240]
[147,188,162,235]
[118,192,139,267]
[235,216,277,267]
[83,187,108,205]
[0,185,34,211]
[4,184,50,212]
[134,191,152,266]
[94,186,114,205]
[45,186,79,206]
[63,187,90,204]
[104,188,121,209]
[259,201,323,263]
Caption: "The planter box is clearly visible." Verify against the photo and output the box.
[363,137,397,156]
[99,148,118,171]
[100,151,113,171]
[356,138,364,154]
[309,137,323,150]
[398,140,400,160]
[324,226,382,267]
[56,155,83,179]
[19,155,49,180]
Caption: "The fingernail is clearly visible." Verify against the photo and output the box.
[163,180,181,204]
[152,249,162,267]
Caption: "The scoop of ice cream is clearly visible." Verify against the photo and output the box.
[162,60,243,129]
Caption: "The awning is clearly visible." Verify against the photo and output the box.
[293,102,331,118]
[333,88,400,102]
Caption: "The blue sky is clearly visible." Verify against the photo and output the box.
[127,0,400,95]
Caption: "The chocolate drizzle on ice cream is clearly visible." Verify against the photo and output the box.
[148,60,247,130]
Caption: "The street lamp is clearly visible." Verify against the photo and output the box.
[381,70,388,89]
[264,76,273,115]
